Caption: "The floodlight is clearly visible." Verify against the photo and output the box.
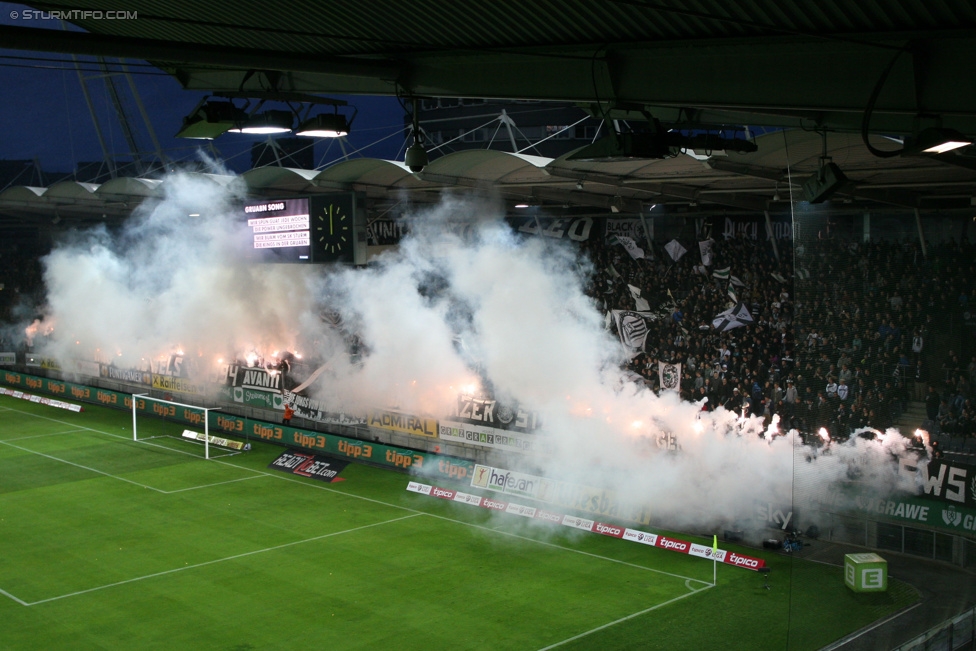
[905,127,972,155]
[296,112,350,138]
[228,110,294,135]
[175,100,247,139]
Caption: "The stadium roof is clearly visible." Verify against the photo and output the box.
[2,130,974,231]
[2,1,976,231]
[4,0,976,137]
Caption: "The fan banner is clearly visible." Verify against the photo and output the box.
[658,362,681,391]
[452,394,542,433]
[282,390,367,426]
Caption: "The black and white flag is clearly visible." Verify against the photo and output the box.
[611,310,656,356]
[711,303,755,332]
[658,362,681,391]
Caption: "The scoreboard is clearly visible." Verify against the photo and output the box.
[242,193,366,264]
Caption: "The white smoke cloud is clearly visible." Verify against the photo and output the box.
[28,173,928,538]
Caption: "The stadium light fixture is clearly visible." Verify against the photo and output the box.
[175,100,247,139]
[296,107,355,138]
[228,110,295,135]
[904,127,972,155]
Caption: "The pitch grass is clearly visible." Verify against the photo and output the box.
[0,395,918,650]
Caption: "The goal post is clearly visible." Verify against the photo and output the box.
[131,393,246,459]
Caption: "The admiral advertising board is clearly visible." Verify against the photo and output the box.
[367,408,437,438]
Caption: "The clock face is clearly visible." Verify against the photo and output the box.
[315,202,350,255]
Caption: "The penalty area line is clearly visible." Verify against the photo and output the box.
[0,586,30,607]
[23,513,422,606]
[536,584,714,651]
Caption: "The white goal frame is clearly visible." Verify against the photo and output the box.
[131,393,235,460]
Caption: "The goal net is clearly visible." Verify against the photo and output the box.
[131,394,248,459]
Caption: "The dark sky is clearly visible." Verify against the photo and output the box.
[0,2,406,177]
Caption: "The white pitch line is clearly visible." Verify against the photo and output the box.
[424,511,712,585]
[160,475,264,494]
[207,458,709,586]
[0,438,164,492]
[0,586,30,607]
[5,428,87,441]
[4,406,711,590]
[536,584,715,650]
[0,436,264,495]
[23,513,422,606]
[0,406,265,484]
[818,602,923,651]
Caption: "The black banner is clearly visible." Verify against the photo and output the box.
[698,215,792,241]
[223,364,283,392]
[508,216,602,242]
[366,218,408,246]
[100,364,151,386]
[453,395,541,433]
[268,450,349,483]
[919,460,976,509]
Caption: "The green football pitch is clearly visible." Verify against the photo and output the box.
[0,393,918,650]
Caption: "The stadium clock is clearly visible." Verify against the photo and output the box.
[310,194,355,263]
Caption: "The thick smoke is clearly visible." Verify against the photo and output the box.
[28,173,924,537]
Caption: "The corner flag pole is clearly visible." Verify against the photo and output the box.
[713,534,718,586]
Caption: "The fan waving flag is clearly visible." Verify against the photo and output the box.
[698,239,714,266]
[665,239,687,262]
[611,235,645,259]
[712,303,755,332]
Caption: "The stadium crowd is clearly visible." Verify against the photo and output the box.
[584,225,976,441]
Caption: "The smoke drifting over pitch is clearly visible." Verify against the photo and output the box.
[28,172,924,536]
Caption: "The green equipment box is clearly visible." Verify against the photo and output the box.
[844,553,888,592]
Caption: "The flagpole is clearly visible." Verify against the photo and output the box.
[712,534,718,587]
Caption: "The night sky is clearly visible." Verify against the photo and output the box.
[0,2,406,178]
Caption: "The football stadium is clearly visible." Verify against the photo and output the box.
[1,3,976,650]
